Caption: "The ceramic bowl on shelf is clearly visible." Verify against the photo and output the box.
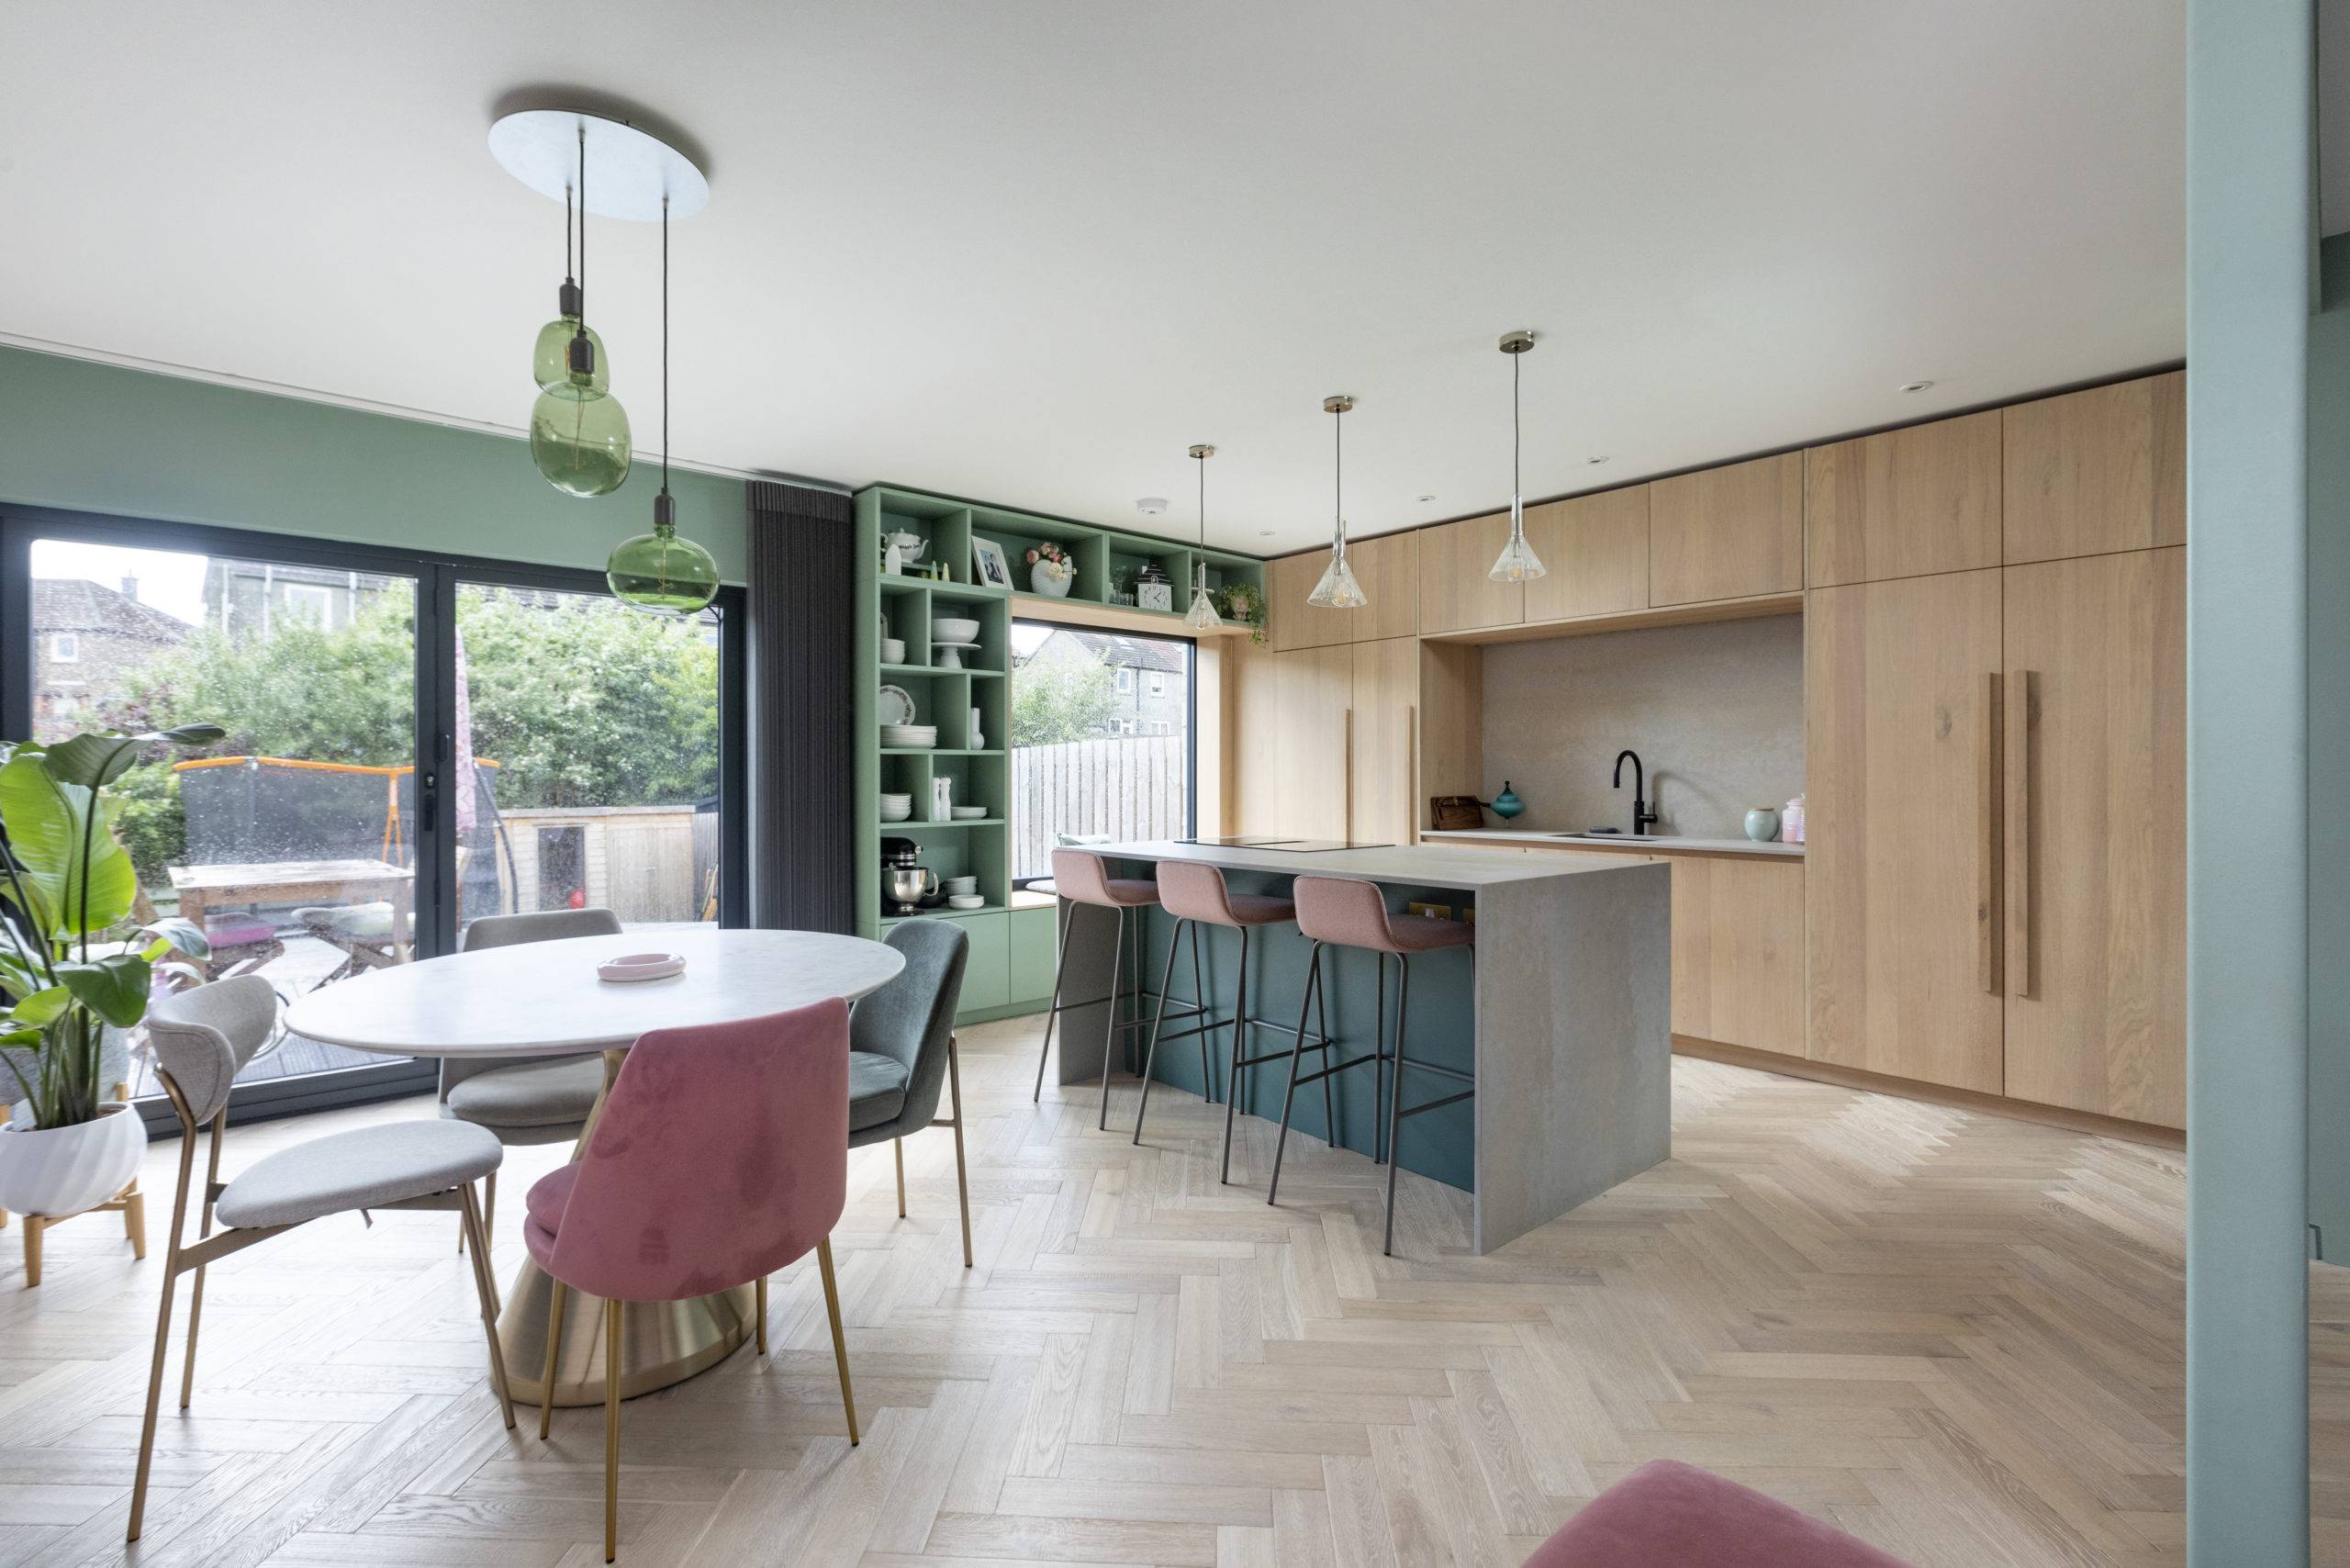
[879,637,906,664]
[879,800,912,822]
[951,806,987,820]
[943,875,977,893]
[932,617,981,644]
[946,893,986,911]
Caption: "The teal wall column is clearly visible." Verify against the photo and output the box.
[0,345,746,579]
[2185,1,2313,1562]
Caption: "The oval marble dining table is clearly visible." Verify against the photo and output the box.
[284,926,905,1405]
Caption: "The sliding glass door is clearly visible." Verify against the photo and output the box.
[1,510,744,1124]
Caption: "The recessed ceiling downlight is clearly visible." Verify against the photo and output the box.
[1898,380,1934,393]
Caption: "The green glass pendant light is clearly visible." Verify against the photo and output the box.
[607,196,720,615]
[527,124,630,497]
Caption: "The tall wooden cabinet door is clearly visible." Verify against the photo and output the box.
[1418,513,1525,633]
[1228,639,1285,836]
[1267,552,1342,651]
[1268,533,1417,648]
[1271,644,1353,839]
[1348,637,1418,846]
[1524,486,1650,622]
[2003,372,2186,566]
[1806,568,2007,1092]
[1806,409,2002,588]
[1649,453,1804,607]
[2000,547,2186,1126]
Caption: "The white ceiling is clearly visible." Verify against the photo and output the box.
[0,2,2184,554]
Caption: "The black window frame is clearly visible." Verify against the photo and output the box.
[1,504,747,1130]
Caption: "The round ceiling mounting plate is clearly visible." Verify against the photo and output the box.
[489,108,709,221]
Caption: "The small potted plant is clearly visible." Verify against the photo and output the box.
[1212,582,1267,644]
[0,725,220,1222]
[1026,542,1075,598]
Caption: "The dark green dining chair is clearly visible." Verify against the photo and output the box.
[848,920,973,1266]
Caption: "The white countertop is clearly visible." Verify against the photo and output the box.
[1096,838,1653,890]
[1420,828,1803,859]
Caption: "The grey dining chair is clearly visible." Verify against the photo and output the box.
[849,920,975,1267]
[129,975,512,1542]
[440,907,625,1252]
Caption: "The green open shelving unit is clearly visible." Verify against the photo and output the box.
[854,484,1266,1022]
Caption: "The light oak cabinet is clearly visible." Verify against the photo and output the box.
[1806,409,2002,587]
[1257,639,1417,845]
[1266,644,1353,837]
[1668,857,1807,1058]
[1268,532,1419,650]
[1805,567,2007,1093]
[1650,454,1804,607]
[2002,371,2186,565]
[1524,487,1651,622]
[1348,636,1419,846]
[1999,547,2185,1126]
[1418,513,1524,634]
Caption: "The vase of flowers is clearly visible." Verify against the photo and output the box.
[1026,543,1075,597]
[0,724,220,1219]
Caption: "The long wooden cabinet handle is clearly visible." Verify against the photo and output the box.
[1977,672,2003,995]
[2006,668,2034,999]
[1404,705,1417,840]
[1342,708,1355,840]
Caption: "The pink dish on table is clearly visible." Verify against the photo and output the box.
[597,952,687,983]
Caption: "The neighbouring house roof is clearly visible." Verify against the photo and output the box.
[32,578,192,643]
[1014,629,1187,675]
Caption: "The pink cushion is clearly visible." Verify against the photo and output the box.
[1051,849,1160,908]
[536,998,851,1304]
[1292,876,1472,954]
[526,1164,578,1235]
[1158,859,1296,928]
[204,916,277,948]
[1522,1461,1911,1568]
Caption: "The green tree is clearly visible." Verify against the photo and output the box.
[1012,638,1118,745]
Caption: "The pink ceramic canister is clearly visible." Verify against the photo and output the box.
[1780,794,1806,845]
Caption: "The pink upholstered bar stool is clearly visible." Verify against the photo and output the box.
[1289,874,1474,1256]
[1035,849,1204,1130]
[1139,860,1330,1185]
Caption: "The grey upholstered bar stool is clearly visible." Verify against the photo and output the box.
[1286,875,1475,1254]
[131,976,512,1541]
[439,906,624,1250]
[1033,849,1206,1129]
[1135,860,1331,1186]
[849,920,977,1267]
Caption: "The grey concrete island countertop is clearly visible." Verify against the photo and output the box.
[1094,837,1650,888]
[1420,827,1803,859]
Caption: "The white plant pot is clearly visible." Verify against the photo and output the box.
[1030,562,1075,597]
[0,1101,144,1218]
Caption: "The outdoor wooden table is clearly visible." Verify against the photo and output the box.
[167,857,417,964]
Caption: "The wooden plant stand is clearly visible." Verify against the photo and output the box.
[0,1083,150,1287]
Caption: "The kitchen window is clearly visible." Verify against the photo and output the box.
[1116,666,1134,693]
[1009,620,1193,881]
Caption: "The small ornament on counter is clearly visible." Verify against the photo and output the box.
[1779,794,1806,845]
[1744,806,1781,843]
[1489,781,1525,819]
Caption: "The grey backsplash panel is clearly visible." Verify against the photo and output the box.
[1479,612,1804,839]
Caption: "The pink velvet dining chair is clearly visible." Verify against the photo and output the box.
[520,998,856,1562]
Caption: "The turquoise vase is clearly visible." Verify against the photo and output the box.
[1492,782,1524,820]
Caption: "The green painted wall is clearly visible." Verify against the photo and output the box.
[0,345,745,579]
[2184,1,2313,1561]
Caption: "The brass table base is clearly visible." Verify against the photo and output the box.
[496,1260,755,1406]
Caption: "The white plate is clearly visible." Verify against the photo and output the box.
[951,806,987,819]
[598,952,686,983]
[878,685,915,726]
[946,894,986,910]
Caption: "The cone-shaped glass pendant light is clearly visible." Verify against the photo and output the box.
[1185,443,1223,632]
[530,125,629,498]
[1306,396,1366,609]
[1488,330,1547,582]
[609,196,719,615]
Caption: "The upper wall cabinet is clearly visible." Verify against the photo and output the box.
[1807,409,2001,588]
[1269,531,1419,650]
[1649,453,1803,607]
[1418,513,1525,634]
[2001,371,2186,566]
[1524,486,1650,622]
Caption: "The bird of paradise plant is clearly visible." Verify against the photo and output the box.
[0,725,222,1128]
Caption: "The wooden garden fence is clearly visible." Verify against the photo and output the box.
[1012,734,1188,879]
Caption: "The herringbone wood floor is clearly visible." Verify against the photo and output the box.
[4,1014,2346,1566]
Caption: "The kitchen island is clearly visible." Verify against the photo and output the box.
[1051,839,1671,1253]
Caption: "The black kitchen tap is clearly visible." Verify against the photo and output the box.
[1612,749,1660,836]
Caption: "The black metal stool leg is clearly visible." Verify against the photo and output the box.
[1267,942,1324,1205]
[1219,926,1250,1184]
[1191,921,1212,1102]
[1098,907,1125,1130]
[1033,908,1075,1102]
[1382,954,1410,1257]
[1317,955,1337,1149]
[1133,916,1187,1144]
[1372,952,1388,1164]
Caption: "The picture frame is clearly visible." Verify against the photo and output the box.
[970,534,1013,590]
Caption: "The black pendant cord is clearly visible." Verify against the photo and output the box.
[660,194,670,505]
[565,179,574,282]
[1334,403,1345,554]
[576,126,586,329]
[1512,347,1521,511]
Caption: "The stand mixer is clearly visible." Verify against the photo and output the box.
[882,837,937,915]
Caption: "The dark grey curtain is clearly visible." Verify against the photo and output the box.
[746,480,856,932]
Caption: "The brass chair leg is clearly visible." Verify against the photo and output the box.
[947,1039,973,1269]
[129,1124,200,1542]
[816,1238,857,1445]
[604,1297,624,1562]
[540,1278,567,1439]
[458,1183,516,1430]
[483,1170,497,1249]
[893,1138,907,1219]
[755,1274,768,1356]
[177,1262,207,1408]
